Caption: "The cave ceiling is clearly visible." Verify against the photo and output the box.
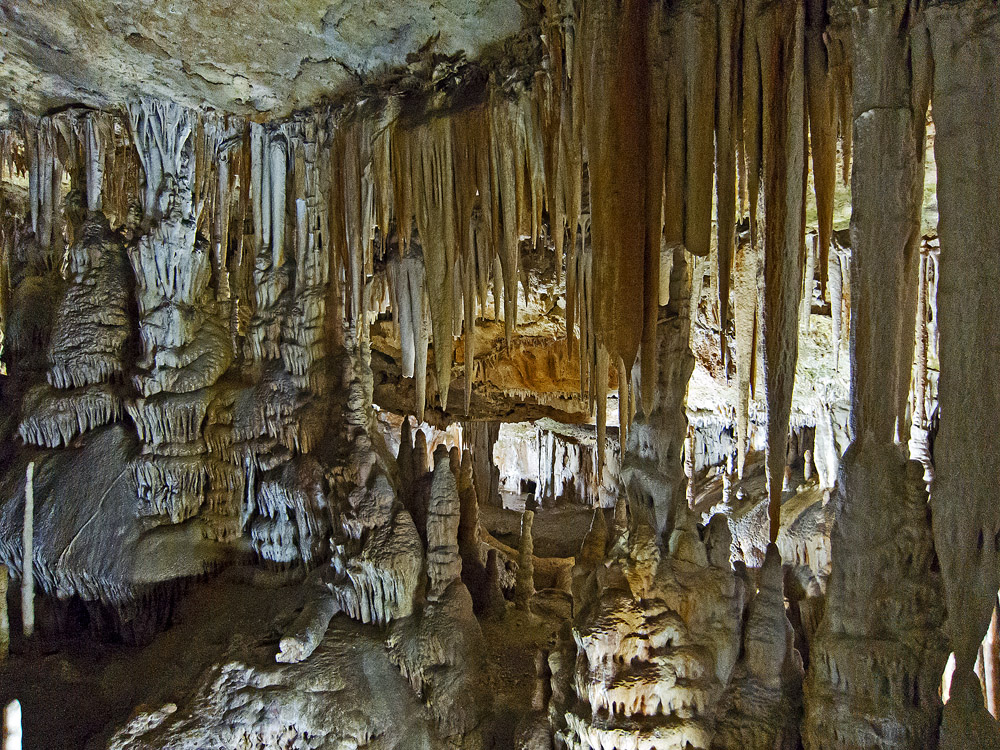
[0,0,523,120]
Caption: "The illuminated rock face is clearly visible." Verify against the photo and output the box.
[553,520,745,750]
[0,0,999,746]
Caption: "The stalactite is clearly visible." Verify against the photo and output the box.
[250,122,266,253]
[402,116,456,411]
[82,113,106,212]
[829,241,844,370]
[987,604,1000,720]
[805,0,838,299]
[463,229,476,415]
[582,0,649,383]
[681,0,717,262]
[268,137,287,271]
[715,0,740,372]
[804,5,946,747]
[751,0,807,543]
[561,71,583,359]
[616,355,629,447]
[827,4,853,186]
[388,252,423,387]
[488,94,526,347]
[464,420,501,508]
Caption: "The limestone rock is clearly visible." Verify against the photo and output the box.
[426,446,462,601]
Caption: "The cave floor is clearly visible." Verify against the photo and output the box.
[0,545,576,749]
[0,574,305,749]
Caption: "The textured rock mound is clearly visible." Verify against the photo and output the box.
[107,619,445,750]
[804,453,947,750]
[551,507,745,750]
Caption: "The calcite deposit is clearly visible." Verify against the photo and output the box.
[0,0,998,748]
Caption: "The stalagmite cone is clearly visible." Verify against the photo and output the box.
[483,549,507,622]
[413,430,429,478]
[514,510,535,610]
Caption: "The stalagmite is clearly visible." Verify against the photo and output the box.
[413,429,429,479]
[426,446,462,600]
[2,700,20,750]
[21,462,33,639]
[714,544,803,749]
[482,549,507,622]
[457,449,488,612]
[514,510,535,610]
[684,426,696,508]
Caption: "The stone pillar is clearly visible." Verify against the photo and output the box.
[926,3,1000,745]
[803,4,945,748]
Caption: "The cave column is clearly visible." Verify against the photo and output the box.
[803,3,945,747]
[925,1,1000,744]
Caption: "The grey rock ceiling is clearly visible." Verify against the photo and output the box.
[0,0,523,117]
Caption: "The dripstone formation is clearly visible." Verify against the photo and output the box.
[0,0,998,748]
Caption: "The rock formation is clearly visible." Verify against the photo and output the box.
[0,0,997,746]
